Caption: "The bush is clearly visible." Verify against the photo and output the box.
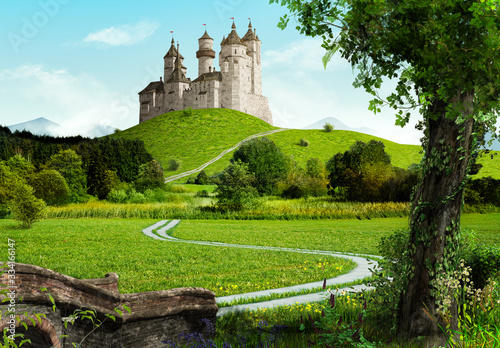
[11,183,46,228]
[463,243,500,289]
[195,190,210,198]
[107,189,128,203]
[323,122,334,132]
[29,169,70,206]
[299,139,310,147]
[215,161,258,210]
[135,159,164,192]
[195,170,209,185]
[167,159,181,171]
[232,137,288,195]
[465,177,500,206]
[128,189,146,204]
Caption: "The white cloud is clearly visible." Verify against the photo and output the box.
[83,20,160,46]
[0,65,137,134]
[262,38,424,145]
[262,38,350,72]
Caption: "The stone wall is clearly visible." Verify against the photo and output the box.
[245,94,273,125]
[0,264,218,347]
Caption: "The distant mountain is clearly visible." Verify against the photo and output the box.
[7,117,115,138]
[302,117,377,135]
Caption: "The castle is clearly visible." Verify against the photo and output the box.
[138,21,273,125]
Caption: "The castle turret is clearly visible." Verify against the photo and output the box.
[242,21,262,95]
[197,31,216,76]
[164,38,187,81]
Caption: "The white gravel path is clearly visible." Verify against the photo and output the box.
[142,220,380,316]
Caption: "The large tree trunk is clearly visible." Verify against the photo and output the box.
[397,92,475,347]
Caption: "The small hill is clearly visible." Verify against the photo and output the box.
[303,116,376,135]
[114,109,500,180]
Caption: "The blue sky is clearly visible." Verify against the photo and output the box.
[0,0,424,144]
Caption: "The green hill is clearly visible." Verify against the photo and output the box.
[114,109,499,180]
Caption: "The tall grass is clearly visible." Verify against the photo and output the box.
[46,197,413,220]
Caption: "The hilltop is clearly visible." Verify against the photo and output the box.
[114,109,499,180]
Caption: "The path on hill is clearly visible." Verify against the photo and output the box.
[164,128,290,183]
[142,220,378,316]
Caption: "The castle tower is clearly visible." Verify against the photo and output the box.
[197,31,216,76]
[242,20,262,95]
[219,21,247,110]
[165,43,190,110]
[164,38,187,81]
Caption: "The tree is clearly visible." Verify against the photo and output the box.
[215,161,258,210]
[44,149,86,203]
[232,137,288,195]
[323,122,334,132]
[135,159,164,191]
[11,183,46,228]
[29,169,70,206]
[271,0,500,345]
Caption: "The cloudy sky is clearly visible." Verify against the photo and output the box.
[0,0,424,144]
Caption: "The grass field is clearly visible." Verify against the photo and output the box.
[0,219,355,295]
[113,109,500,180]
[171,214,500,255]
[1,214,497,295]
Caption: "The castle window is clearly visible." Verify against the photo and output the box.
[235,49,237,54]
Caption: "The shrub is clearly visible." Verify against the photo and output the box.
[232,137,288,195]
[463,243,500,289]
[215,161,258,210]
[299,139,310,147]
[323,122,334,132]
[128,189,146,204]
[182,107,193,116]
[465,177,500,206]
[11,183,46,228]
[135,159,164,191]
[195,170,209,185]
[195,190,210,198]
[29,169,70,206]
[107,189,128,203]
[168,159,181,171]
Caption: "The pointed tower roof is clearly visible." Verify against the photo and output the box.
[199,30,213,40]
[221,21,244,45]
[167,43,189,83]
[164,38,185,59]
[242,20,257,41]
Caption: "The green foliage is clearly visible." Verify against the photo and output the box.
[195,190,210,198]
[303,294,377,347]
[232,137,288,195]
[465,177,500,206]
[135,159,164,192]
[195,170,209,185]
[327,141,417,202]
[277,161,329,199]
[167,159,181,171]
[43,149,86,203]
[0,163,19,218]
[323,123,334,133]
[215,161,258,210]
[28,169,70,206]
[5,154,34,177]
[299,138,310,147]
[11,183,46,228]
[463,243,500,290]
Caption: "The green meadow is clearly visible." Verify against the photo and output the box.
[114,109,500,179]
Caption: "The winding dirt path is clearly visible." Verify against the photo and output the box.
[164,128,290,183]
[142,220,378,315]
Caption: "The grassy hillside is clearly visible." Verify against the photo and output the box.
[115,109,499,180]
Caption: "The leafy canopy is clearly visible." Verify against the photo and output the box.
[270,0,500,132]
